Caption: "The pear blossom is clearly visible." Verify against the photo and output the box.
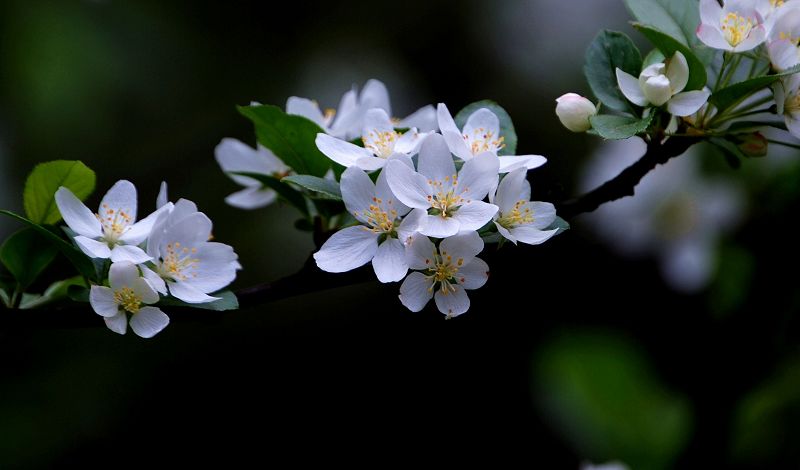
[766,5,800,70]
[315,108,428,171]
[313,163,423,282]
[399,231,489,318]
[290,79,436,140]
[491,168,559,245]
[89,261,169,338]
[385,133,499,239]
[616,52,711,117]
[697,0,767,52]
[555,93,597,132]
[140,193,240,304]
[757,0,800,32]
[437,103,547,173]
[215,138,290,209]
[773,73,800,137]
[55,180,167,264]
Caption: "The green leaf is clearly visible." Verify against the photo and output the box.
[534,332,691,470]
[709,64,800,115]
[710,137,746,169]
[0,210,99,281]
[282,175,342,201]
[19,276,86,309]
[454,100,518,155]
[633,23,708,91]
[158,289,239,311]
[238,104,331,177]
[624,0,700,47]
[23,160,95,225]
[584,30,643,112]
[0,227,59,289]
[228,172,309,215]
[589,113,655,140]
[545,216,571,236]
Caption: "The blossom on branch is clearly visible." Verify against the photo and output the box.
[697,0,767,52]
[491,167,558,245]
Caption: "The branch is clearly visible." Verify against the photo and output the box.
[556,137,699,219]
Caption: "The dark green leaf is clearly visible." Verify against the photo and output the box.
[23,160,96,225]
[282,175,342,201]
[158,289,239,311]
[454,100,518,155]
[238,104,331,177]
[0,210,98,280]
[589,113,655,140]
[726,120,787,133]
[625,0,700,47]
[584,30,643,112]
[545,216,570,236]
[710,137,745,169]
[633,23,708,91]
[229,172,309,215]
[0,227,59,288]
[67,285,90,303]
[19,276,86,309]
[710,64,800,115]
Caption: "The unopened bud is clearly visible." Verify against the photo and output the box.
[555,93,597,132]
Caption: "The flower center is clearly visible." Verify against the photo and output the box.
[159,241,199,281]
[358,197,399,234]
[114,286,142,314]
[720,12,754,47]
[424,251,465,295]
[497,200,534,229]
[464,127,504,155]
[363,130,399,158]
[426,175,467,218]
[786,91,800,113]
[97,204,132,243]
[772,0,785,8]
[779,30,800,46]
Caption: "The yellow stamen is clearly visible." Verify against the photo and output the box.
[496,200,534,229]
[720,12,755,47]
[114,286,142,314]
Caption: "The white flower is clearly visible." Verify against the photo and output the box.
[491,167,559,245]
[616,52,711,117]
[555,93,597,132]
[89,261,169,338]
[290,79,437,140]
[215,138,290,209]
[385,133,499,239]
[697,0,767,52]
[766,5,800,70]
[55,180,167,264]
[399,231,489,318]
[773,73,800,137]
[313,162,422,282]
[315,108,428,171]
[580,138,744,293]
[757,0,800,32]
[140,192,240,304]
[437,103,547,173]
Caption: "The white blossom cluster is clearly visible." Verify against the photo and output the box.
[55,181,240,337]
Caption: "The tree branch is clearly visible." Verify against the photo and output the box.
[557,137,699,219]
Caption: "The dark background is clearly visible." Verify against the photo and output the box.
[1,1,799,468]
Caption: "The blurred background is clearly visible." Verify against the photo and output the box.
[1,0,800,467]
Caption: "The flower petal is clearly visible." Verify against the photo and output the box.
[341,166,376,224]
[420,214,461,238]
[699,0,722,25]
[90,286,119,317]
[399,271,434,312]
[437,103,473,161]
[667,89,711,117]
[439,230,484,261]
[354,156,387,171]
[133,277,159,305]
[315,133,372,167]
[768,39,800,71]
[666,51,689,94]
[104,312,128,335]
[141,265,167,295]
[405,232,437,270]
[157,181,169,209]
[225,187,277,209]
[530,201,558,229]
[109,261,141,290]
[434,285,470,317]
[697,24,733,51]
[497,155,547,173]
[313,226,378,273]
[168,281,221,304]
[399,105,437,132]
[616,69,649,106]
[181,242,239,294]
[458,257,489,290]
[74,236,112,259]
[493,167,527,212]
[375,160,411,216]
[418,133,457,182]
[396,208,426,242]
[120,203,171,245]
[372,238,408,283]
[734,25,766,52]
[452,201,499,232]
[385,160,432,210]
[463,108,501,145]
[110,245,152,264]
[101,180,138,224]
[509,226,558,245]
[215,138,274,187]
[495,222,517,244]
[458,152,499,201]
[393,129,425,155]
[360,79,391,116]
[286,96,326,128]
[786,112,800,139]
[129,306,170,338]
[55,187,102,238]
